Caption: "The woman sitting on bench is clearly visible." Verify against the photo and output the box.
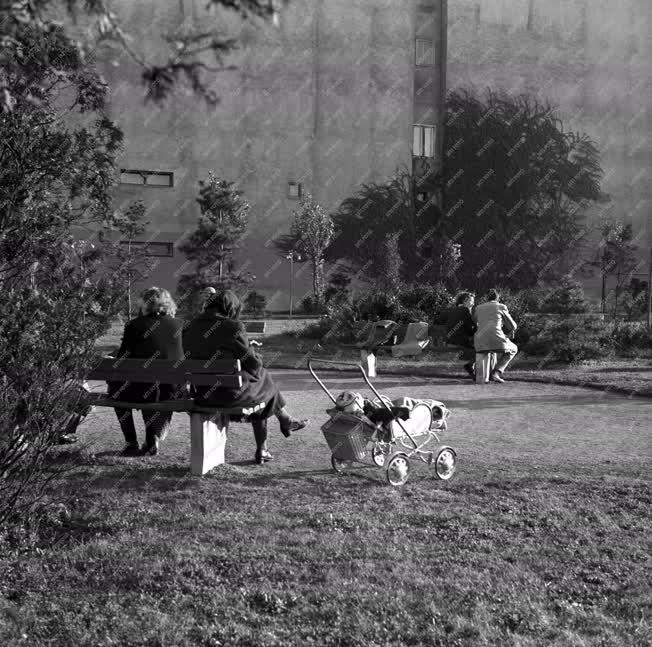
[183,289,307,464]
[109,287,184,456]
[445,291,477,380]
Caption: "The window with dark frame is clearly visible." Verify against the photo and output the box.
[287,181,302,199]
[120,169,174,187]
[415,39,435,66]
[120,241,174,257]
[412,125,436,158]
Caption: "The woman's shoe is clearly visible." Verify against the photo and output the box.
[254,448,273,464]
[280,419,309,437]
[141,439,160,456]
[490,370,505,383]
[261,449,274,462]
[120,443,141,457]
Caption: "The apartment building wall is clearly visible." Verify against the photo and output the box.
[98,0,447,308]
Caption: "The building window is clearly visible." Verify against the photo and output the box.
[287,181,302,199]
[120,169,174,187]
[415,39,435,66]
[413,125,436,158]
[120,241,174,257]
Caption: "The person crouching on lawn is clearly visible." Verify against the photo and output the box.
[182,289,307,465]
[472,289,518,383]
[108,287,184,456]
[445,291,477,380]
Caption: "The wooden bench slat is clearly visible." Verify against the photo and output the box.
[87,358,243,387]
[86,373,243,388]
[87,397,195,412]
[86,395,265,416]
[90,358,240,372]
[179,359,242,373]
[87,369,190,382]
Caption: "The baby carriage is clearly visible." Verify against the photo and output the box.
[308,359,457,486]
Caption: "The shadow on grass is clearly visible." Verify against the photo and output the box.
[236,461,394,491]
[55,462,199,496]
[593,366,652,373]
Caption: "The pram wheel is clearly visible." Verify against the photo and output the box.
[331,455,352,473]
[386,453,410,486]
[433,447,457,480]
[371,445,388,467]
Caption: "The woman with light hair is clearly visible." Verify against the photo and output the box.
[108,287,184,455]
[139,286,178,317]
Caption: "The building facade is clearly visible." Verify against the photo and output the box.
[447,0,652,294]
[99,0,448,310]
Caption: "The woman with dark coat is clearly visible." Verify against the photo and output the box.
[445,291,477,379]
[108,287,184,456]
[183,289,307,464]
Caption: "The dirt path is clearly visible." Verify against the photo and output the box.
[78,370,651,484]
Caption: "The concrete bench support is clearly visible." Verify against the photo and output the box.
[361,349,377,378]
[475,352,497,384]
[190,412,229,475]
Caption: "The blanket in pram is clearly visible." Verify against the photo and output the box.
[330,392,449,441]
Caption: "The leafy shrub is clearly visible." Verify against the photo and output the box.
[538,275,592,315]
[610,322,652,353]
[323,265,352,307]
[523,316,615,363]
[497,282,591,349]
[398,283,452,324]
[299,294,325,315]
[350,291,404,322]
[295,317,334,340]
[245,291,267,317]
[0,26,133,525]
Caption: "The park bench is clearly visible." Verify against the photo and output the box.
[84,357,266,475]
[243,321,266,335]
[355,321,506,384]
[355,320,434,377]
[355,322,477,378]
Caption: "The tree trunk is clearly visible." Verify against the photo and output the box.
[312,257,324,305]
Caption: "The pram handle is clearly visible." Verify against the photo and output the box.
[306,358,396,413]
[306,358,421,451]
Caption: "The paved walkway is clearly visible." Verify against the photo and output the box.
[80,370,651,482]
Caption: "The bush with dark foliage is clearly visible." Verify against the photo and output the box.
[0,23,135,527]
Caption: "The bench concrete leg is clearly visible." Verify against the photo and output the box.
[475,352,497,384]
[190,412,228,476]
[361,350,377,378]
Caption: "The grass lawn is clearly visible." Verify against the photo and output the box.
[1,369,650,646]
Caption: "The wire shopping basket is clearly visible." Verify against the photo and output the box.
[321,410,376,461]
